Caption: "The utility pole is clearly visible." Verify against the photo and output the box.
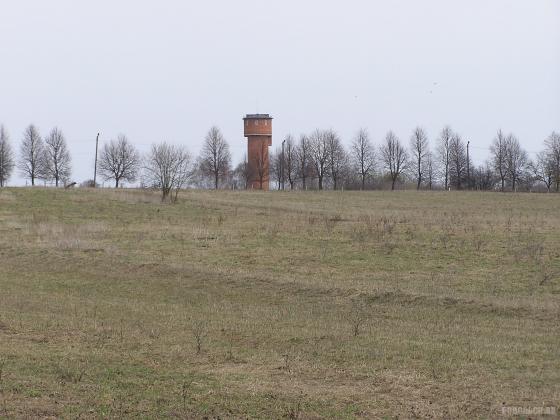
[93,133,99,187]
[466,140,470,190]
[281,139,286,190]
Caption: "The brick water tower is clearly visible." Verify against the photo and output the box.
[243,114,272,190]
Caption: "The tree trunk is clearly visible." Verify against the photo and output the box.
[417,159,421,190]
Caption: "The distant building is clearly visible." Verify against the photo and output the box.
[243,114,272,190]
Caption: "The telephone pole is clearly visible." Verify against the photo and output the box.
[466,140,470,190]
[93,133,99,187]
[281,139,286,190]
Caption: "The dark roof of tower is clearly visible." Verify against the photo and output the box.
[243,114,273,120]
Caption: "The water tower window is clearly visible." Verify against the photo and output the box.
[255,120,259,126]
[245,120,248,126]
[264,120,268,126]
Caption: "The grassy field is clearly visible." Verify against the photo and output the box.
[0,188,558,418]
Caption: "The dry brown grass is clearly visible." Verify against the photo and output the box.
[0,188,558,418]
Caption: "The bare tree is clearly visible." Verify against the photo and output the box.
[199,126,231,190]
[98,135,140,188]
[18,124,44,186]
[144,142,191,202]
[437,126,452,190]
[43,127,71,187]
[270,147,283,189]
[473,162,495,191]
[0,126,15,187]
[490,129,508,191]
[449,134,468,189]
[326,129,346,190]
[505,135,527,192]
[381,131,407,190]
[351,128,376,190]
[234,154,252,189]
[425,151,435,190]
[309,129,330,190]
[296,135,311,190]
[531,151,554,192]
[283,135,298,190]
[410,127,429,190]
[544,131,560,192]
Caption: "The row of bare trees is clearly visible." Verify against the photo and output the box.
[96,127,233,200]
[270,127,560,192]
[0,124,72,187]
[1,122,559,193]
[0,124,229,198]
[269,127,452,191]
[95,135,191,201]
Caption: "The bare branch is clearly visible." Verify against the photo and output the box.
[199,126,231,189]
[43,127,72,187]
[98,135,141,188]
[380,131,408,190]
[350,128,376,190]
[144,142,192,202]
[18,124,44,186]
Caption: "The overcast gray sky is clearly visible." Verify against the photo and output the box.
[1,0,559,185]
